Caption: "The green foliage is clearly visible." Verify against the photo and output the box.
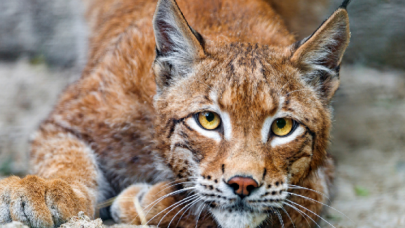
[354,186,370,197]
[0,156,13,176]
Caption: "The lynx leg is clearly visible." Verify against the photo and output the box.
[0,122,102,227]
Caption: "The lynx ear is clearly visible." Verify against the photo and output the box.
[152,0,205,92]
[290,3,351,103]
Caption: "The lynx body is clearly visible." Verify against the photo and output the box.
[0,0,350,227]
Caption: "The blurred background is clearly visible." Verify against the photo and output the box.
[0,0,404,227]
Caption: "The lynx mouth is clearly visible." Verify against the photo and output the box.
[207,201,271,228]
[203,197,283,214]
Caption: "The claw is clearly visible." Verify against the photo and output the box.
[0,176,90,228]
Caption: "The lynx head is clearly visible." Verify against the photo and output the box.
[152,0,350,227]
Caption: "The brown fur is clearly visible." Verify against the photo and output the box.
[0,0,350,227]
[267,0,330,39]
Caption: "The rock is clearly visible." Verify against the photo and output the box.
[0,212,156,228]
[0,221,29,228]
[59,212,157,228]
[59,212,104,228]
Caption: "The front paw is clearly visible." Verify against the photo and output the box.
[111,183,152,225]
[0,175,92,228]
[111,182,179,225]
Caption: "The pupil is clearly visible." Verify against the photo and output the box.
[205,112,215,122]
[276,119,286,129]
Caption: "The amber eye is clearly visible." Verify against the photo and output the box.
[271,118,294,136]
[198,112,221,130]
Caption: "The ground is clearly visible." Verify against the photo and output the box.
[322,67,405,228]
[0,59,404,227]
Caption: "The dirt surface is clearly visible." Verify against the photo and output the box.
[321,67,405,228]
[0,212,155,228]
[0,59,78,176]
[0,60,405,227]
[2,0,405,70]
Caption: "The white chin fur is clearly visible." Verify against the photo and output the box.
[210,208,267,228]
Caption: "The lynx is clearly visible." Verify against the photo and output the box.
[0,0,351,227]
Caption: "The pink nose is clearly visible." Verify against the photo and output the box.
[227,176,259,198]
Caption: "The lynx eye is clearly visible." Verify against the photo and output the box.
[197,112,221,130]
[271,118,294,136]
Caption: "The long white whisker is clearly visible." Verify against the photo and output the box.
[144,186,195,211]
[175,199,202,228]
[154,181,196,197]
[275,209,285,228]
[280,206,296,228]
[286,199,336,228]
[286,192,350,221]
[195,203,206,228]
[143,187,196,216]
[148,195,198,226]
[168,198,202,228]
[287,184,330,201]
[267,208,274,225]
[200,201,215,222]
[158,179,186,189]
[157,195,199,227]
[262,216,271,228]
[129,182,196,223]
[263,207,275,226]
[283,201,320,228]
[159,177,196,189]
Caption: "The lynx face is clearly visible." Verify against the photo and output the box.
[152,0,350,227]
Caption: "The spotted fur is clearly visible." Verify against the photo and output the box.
[0,0,350,227]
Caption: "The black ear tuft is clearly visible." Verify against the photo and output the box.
[340,0,352,10]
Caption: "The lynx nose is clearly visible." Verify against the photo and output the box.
[227,176,259,198]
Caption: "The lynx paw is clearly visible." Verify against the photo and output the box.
[0,175,92,228]
[111,183,151,224]
[111,182,178,225]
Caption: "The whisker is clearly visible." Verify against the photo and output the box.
[195,203,206,228]
[155,195,199,227]
[267,208,274,225]
[283,201,320,228]
[263,207,274,226]
[145,195,196,226]
[275,209,285,228]
[159,177,198,189]
[154,181,196,197]
[143,187,196,215]
[158,178,194,189]
[118,180,196,208]
[96,197,117,209]
[168,197,202,228]
[287,184,330,201]
[262,217,271,228]
[175,199,201,228]
[285,199,336,228]
[199,200,215,222]
[158,179,184,189]
[131,187,195,224]
[280,206,296,228]
[286,192,350,221]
